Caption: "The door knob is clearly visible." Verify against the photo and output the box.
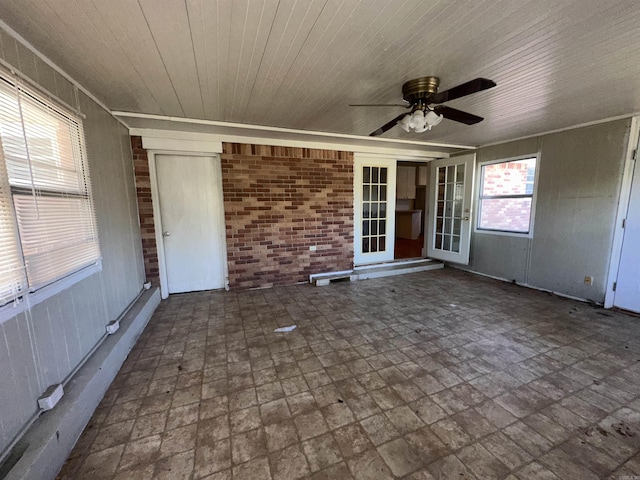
[463,217,469,221]
[163,231,171,237]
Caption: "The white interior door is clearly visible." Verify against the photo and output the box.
[354,156,396,265]
[156,154,227,293]
[427,154,475,264]
[614,150,640,313]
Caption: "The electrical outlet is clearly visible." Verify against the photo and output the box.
[584,276,593,286]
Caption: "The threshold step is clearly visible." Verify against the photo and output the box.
[310,259,443,286]
[354,259,443,280]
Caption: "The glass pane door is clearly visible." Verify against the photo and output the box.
[354,156,396,265]
[427,154,475,264]
[361,166,388,254]
[434,163,465,254]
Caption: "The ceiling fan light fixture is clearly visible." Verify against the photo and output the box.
[397,109,442,133]
[409,110,425,129]
[398,114,412,132]
[413,124,430,133]
[425,110,444,127]
[361,76,496,137]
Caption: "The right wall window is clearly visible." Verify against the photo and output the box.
[478,157,537,234]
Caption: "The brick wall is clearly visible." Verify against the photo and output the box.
[222,143,354,289]
[479,198,532,231]
[130,137,354,290]
[131,136,159,285]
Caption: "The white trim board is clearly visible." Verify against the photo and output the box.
[479,113,638,149]
[147,152,168,299]
[451,265,595,304]
[604,116,639,309]
[121,112,471,149]
[132,127,447,160]
[125,119,470,159]
[140,132,223,154]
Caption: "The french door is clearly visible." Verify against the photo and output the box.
[427,154,475,264]
[354,156,396,265]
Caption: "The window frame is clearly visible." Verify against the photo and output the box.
[0,70,101,325]
[475,154,539,238]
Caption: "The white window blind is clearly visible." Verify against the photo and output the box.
[0,72,100,305]
[0,146,25,306]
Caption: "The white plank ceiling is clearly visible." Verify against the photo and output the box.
[1,0,640,146]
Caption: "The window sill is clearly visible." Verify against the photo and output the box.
[0,260,102,325]
[475,228,533,239]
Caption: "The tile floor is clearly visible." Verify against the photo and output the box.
[58,268,640,479]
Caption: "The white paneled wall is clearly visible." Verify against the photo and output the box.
[457,118,630,302]
[0,28,145,455]
[527,120,629,300]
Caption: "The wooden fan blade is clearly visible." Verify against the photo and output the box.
[434,106,484,125]
[429,78,496,104]
[369,113,408,136]
[349,103,410,107]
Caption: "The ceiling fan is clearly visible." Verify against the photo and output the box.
[350,76,496,136]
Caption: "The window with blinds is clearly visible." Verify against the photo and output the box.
[0,71,100,307]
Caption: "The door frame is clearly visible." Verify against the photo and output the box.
[148,149,229,299]
[605,115,640,309]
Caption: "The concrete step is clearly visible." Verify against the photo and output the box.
[310,259,443,286]
[354,258,443,281]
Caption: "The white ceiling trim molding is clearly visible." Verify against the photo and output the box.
[0,21,128,128]
[0,58,84,119]
[119,111,471,149]
[479,113,639,149]
[131,126,449,160]
[123,113,473,159]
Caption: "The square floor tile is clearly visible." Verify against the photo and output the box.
[57,270,640,480]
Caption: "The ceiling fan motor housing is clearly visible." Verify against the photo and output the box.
[402,76,440,104]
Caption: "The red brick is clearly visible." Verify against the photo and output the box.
[131,137,354,290]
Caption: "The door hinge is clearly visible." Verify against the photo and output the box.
[622,218,626,229]
[613,282,617,292]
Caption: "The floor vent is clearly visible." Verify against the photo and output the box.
[313,274,353,287]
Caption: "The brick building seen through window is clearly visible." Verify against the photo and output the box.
[478,157,537,233]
